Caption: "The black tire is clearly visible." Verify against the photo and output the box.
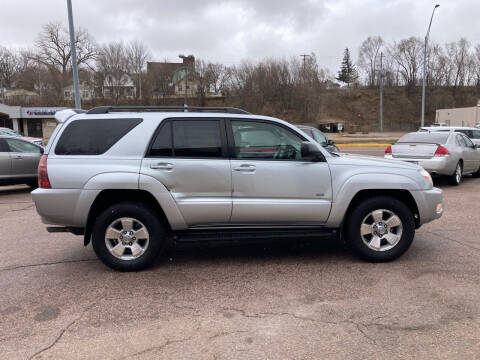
[472,165,480,178]
[447,161,462,185]
[345,196,415,262]
[92,202,166,271]
[27,180,38,189]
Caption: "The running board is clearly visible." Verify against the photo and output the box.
[172,228,334,243]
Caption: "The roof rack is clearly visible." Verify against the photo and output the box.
[86,106,251,115]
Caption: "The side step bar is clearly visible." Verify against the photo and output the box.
[172,228,333,243]
[47,227,85,236]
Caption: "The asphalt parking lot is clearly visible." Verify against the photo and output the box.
[1,150,480,359]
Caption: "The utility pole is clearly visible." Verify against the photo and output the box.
[421,4,440,127]
[379,52,384,132]
[66,0,81,109]
[300,54,310,122]
[184,66,188,106]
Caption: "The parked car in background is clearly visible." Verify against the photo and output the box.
[385,131,480,185]
[430,123,449,127]
[0,135,43,188]
[297,125,340,153]
[0,127,43,146]
[32,106,444,271]
[419,126,480,146]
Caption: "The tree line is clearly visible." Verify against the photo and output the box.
[1,22,480,127]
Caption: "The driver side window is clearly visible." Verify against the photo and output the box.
[231,121,304,160]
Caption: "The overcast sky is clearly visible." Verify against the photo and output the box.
[1,0,480,72]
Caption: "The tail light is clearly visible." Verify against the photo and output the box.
[434,145,450,156]
[385,145,392,154]
[38,155,51,188]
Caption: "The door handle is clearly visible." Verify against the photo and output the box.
[233,164,256,172]
[150,162,173,170]
[14,155,23,160]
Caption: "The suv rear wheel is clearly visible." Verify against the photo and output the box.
[346,196,415,262]
[92,202,166,271]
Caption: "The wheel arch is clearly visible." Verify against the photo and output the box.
[341,189,420,235]
[83,189,170,246]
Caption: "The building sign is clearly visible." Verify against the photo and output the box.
[21,107,66,118]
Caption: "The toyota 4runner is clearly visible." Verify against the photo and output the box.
[32,106,444,271]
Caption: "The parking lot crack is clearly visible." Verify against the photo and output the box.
[28,303,95,360]
[424,230,480,253]
[0,258,97,272]
[117,326,200,359]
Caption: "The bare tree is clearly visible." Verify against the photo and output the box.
[127,40,150,99]
[358,36,384,87]
[35,22,97,73]
[446,38,473,90]
[97,41,131,103]
[0,46,21,89]
[389,37,424,89]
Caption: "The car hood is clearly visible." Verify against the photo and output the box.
[329,153,421,170]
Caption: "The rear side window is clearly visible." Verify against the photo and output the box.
[148,119,223,158]
[55,118,142,155]
[398,132,449,144]
[6,138,42,153]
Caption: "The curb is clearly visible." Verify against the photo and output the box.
[336,144,391,148]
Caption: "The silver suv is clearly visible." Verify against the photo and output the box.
[32,106,444,271]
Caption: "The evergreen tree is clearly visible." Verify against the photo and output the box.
[336,48,358,86]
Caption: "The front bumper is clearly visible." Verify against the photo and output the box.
[411,187,444,225]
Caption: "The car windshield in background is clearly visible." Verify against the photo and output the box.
[398,132,449,144]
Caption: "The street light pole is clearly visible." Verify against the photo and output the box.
[67,0,81,109]
[421,4,440,127]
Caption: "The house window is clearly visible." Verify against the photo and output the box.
[178,85,182,91]
[82,90,89,98]
[64,91,71,98]
[186,85,190,90]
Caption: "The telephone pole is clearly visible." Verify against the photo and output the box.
[300,54,310,122]
[379,52,384,132]
[421,4,440,127]
[66,0,81,109]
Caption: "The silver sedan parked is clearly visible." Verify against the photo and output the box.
[385,131,480,185]
[0,135,43,188]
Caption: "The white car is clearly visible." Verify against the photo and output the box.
[419,126,480,146]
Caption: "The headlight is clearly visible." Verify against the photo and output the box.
[419,168,432,186]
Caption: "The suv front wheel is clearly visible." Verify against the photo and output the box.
[345,196,415,262]
[92,202,166,271]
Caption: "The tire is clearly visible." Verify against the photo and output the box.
[345,196,415,262]
[472,165,480,178]
[27,181,38,189]
[91,202,166,271]
[447,161,462,185]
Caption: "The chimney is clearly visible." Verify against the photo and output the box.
[179,54,195,71]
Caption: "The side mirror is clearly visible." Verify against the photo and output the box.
[40,147,44,154]
[327,139,335,146]
[301,142,326,162]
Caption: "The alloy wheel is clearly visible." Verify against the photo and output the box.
[360,209,403,252]
[104,217,150,260]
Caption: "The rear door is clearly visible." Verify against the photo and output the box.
[141,118,232,226]
[0,139,12,183]
[5,138,42,177]
[227,119,332,225]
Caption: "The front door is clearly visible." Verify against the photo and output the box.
[228,119,332,225]
[141,118,232,226]
[5,138,42,177]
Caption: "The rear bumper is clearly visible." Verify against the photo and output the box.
[385,155,456,176]
[31,188,100,227]
[411,187,444,225]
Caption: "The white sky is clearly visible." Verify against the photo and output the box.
[1,0,479,71]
